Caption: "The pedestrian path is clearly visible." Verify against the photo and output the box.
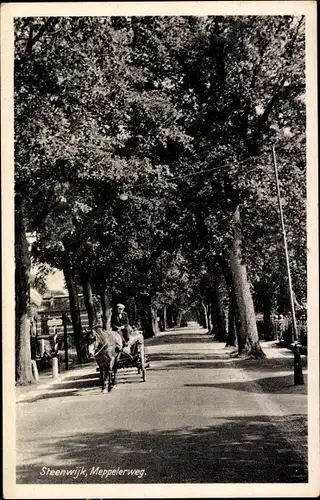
[16,322,308,484]
[16,360,96,403]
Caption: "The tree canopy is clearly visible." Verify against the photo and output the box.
[14,15,306,378]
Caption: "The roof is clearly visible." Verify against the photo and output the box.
[30,288,42,307]
[42,294,83,300]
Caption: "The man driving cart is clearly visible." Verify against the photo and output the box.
[111,303,143,357]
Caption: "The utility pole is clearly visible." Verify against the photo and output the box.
[272,146,304,385]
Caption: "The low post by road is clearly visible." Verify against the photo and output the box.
[62,312,69,371]
[31,360,39,382]
[272,146,304,385]
[52,357,59,378]
[51,331,59,378]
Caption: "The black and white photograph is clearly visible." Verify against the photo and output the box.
[2,1,318,498]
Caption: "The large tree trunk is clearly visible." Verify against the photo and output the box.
[100,287,113,330]
[132,298,138,326]
[200,301,208,329]
[229,206,265,358]
[61,246,84,362]
[176,309,182,328]
[198,306,205,328]
[139,295,156,338]
[167,305,175,328]
[15,197,33,384]
[81,274,96,329]
[206,301,213,334]
[158,306,165,331]
[210,296,226,341]
[162,305,169,331]
[151,306,159,335]
[195,308,200,324]
[140,304,149,337]
[219,258,241,348]
[210,297,219,336]
[214,275,228,342]
[263,292,273,339]
[142,307,156,338]
[226,307,237,347]
[226,297,238,347]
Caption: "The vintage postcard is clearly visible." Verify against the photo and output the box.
[1,1,318,498]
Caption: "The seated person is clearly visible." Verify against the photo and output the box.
[111,303,133,355]
[111,303,130,341]
[111,304,144,357]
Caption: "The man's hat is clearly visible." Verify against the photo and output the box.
[117,303,125,310]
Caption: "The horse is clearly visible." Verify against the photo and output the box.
[86,325,123,393]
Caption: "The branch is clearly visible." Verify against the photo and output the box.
[242,41,272,140]
[26,25,34,53]
[250,75,287,148]
[292,16,305,46]
[247,16,304,148]
[26,17,57,54]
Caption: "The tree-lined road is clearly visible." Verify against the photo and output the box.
[17,323,308,484]
[15,16,307,386]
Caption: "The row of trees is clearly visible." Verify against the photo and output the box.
[15,16,306,383]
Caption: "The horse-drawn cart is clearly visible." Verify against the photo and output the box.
[116,338,148,382]
[89,326,149,392]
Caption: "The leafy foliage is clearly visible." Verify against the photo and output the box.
[15,15,306,328]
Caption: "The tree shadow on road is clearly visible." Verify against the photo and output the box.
[148,333,213,345]
[17,368,148,403]
[149,352,232,362]
[17,375,101,403]
[150,360,234,370]
[16,414,308,484]
[233,357,307,372]
[149,351,307,375]
[184,372,308,395]
[18,354,308,403]
[62,372,98,381]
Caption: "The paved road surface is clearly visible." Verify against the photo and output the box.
[16,322,308,483]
